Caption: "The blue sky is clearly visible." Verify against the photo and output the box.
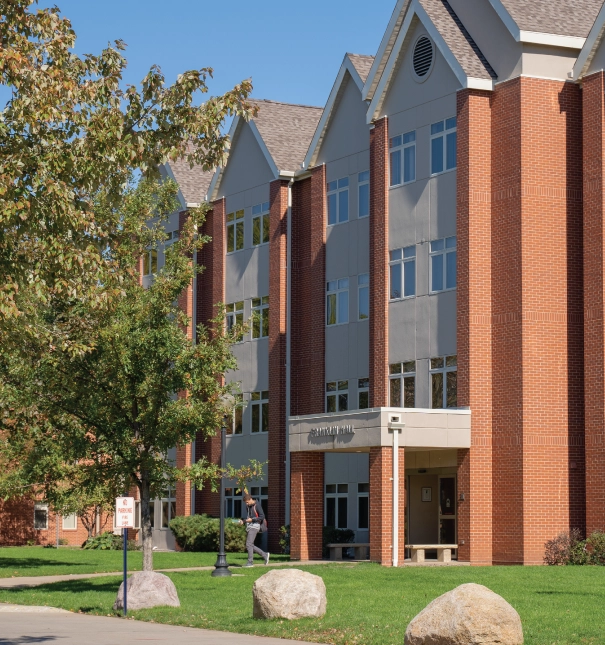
[31,0,396,109]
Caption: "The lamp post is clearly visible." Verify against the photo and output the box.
[212,414,232,577]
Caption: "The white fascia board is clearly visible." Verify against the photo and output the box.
[160,161,186,210]
[186,203,201,209]
[248,120,280,180]
[467,78,495,91]
[487,0,521,41]
[207,114,242,202]
[363,0,411,101]
[303,56,365,171]
[573,3,605,80]
[519,31,585,49]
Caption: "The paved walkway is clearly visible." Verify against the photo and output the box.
[0,606,318,645]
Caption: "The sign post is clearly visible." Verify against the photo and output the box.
[115,497,135,617]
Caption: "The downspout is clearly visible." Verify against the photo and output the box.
[285,177,295,527]
[389,417,404,567]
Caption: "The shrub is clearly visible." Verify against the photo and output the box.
[544,529,587,565]
[58,538,69,546]
[279,525,290,555]
[82,531,140,551]
[322,526,355,558]
[169,514,246,552]
[586,531,605,565]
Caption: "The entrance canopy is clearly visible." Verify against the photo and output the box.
[288,407,471,453]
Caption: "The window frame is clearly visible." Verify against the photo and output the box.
[227,393,244,435]
[327,278,349,326]
[226,301,244,335]
[430,355,458,409]
[226,209,245,254]
[250,390,269,433]
[34,503,48,530]
[430,117,457,176]
[358,273,370,320]
[327,177,350,226]
[160,487,177,529]
[143,248,158,276]
[358,171,370,219]
[357,482,369,530]
[62,513,77,531]
[252,202,270,247]
[224,487,243,519]
[326,380,349,413]
[389,130,416,188]
[389,246,416,300]
[251,296,269,339]
[389,361,416,408]
[429,237,457,294]
[249,485,269,518]
[325,483,349,529]
[358,378,370,410]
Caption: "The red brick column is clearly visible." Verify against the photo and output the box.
[290,452,324,560]
[369,446,405,566]
[456,89,493,565]
[584,71,605,536]
[369,117,389,407]
[194,199,226,516]
[268,179,289,549]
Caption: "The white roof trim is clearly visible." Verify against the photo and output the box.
[363,0,411,101]
[573,2,605,80]
[160,161,187,210]
[367,0,491,124]
[248,120,280,179]
[303,55,366,170]
[486,0,521,41]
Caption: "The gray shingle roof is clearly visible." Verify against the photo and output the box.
[347,53,375,83]
[250,100,323,173]
[420,0,496,80]
[166,153,214,205]
[500,0,602,39]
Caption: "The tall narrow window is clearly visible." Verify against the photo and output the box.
[252,202,270,246]
[389,361,416,408]
[431,117,457,175]
[227,394,243,435]
[327,177,349,225]
[226,210,244,253]
[226,301,244,333]
[390,131,416,186]
[358,171,370,218]
[34,503,48,530]
[62,513,77,530]
[389,246,416,300]
[326,381,348,412]
[143,249,158,276]
[327,278,349,325]
[325,483,349,528]
[430,355,457,409]
[358,273,369,320]
[357,483,369,529]
[430,237,457,293]
[161,487,177,528]
[251,391,269,433]
[358,378,370,409]
[252,296,269,339]
[225,487,243,519]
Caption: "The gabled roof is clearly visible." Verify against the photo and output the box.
[208,100,322,202]
[303,53,375,170]
[367,0,496,123]
[487,0,600,47]
[573,1,605,79]
[164,151,214,206]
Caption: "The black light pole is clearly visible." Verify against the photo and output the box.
[212,414,232,577]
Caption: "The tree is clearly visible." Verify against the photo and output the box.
[0,0,255,321]
[0,179,263,570]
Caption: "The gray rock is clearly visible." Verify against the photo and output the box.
[113,571,180,612]
[404,583,523,645]
[252,568,327,620]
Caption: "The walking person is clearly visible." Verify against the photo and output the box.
[239,493,270,567]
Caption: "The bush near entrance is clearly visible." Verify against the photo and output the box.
[544,530,605,565]
[169,515,246,552]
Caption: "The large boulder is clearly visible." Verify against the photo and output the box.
[113,571,180,612]
[253,569,326,620]
[404,583,523,645]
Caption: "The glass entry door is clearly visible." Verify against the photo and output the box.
[438,476,456,545]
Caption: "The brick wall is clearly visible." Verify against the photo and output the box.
[456,89,493,565]
[583,71,605,535]
[370,118,390,407]
[268,179,290,550]
[290,452,324,560]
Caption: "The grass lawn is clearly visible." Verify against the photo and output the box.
[0,546,288,578]
[1,563,604,645]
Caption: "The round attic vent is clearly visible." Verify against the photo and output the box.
[412,36,434,79]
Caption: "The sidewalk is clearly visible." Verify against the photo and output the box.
[0,605,319,645]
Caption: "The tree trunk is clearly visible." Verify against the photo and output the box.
[140,475,153,572]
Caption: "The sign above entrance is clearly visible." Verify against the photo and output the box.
[310,424,355,438]
[115,497,135,529]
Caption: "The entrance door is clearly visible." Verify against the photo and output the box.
[407,475,439,544]
[438,476,456,545]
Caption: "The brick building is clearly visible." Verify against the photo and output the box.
[10,0,605,564]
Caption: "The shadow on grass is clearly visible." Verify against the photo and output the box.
[8,578,120,596]
[0,558,84,571]
[0,637,58,644]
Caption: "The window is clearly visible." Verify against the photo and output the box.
[250,486,269,518]
[358,274,369,320]
[252,202,270,246]
[164,229,179,245]
[326,381,348,412]
[390,246,416,299]
[390,131,416,186]
[327,177,349,225]
[251,391,269,433]
[430,355,457,409]
[357,483,369,529]
[228,394,243,435]
[358,378,369,410]
[161,487,177,529]
[325,483,348,528]
[227,209,244,253]
[358,171,370,218]
[390,361,416,408]
[34,503,48,530]
[252,296,269,339]
[430,237,457,292]
[143,249,158,276]
[62,513,77,530]
[226,301,244,333]
[225,487,243,519]
[327,278,349,325]
[431,117,457,175]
